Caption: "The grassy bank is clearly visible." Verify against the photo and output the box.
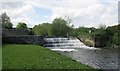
[2,44,93,69]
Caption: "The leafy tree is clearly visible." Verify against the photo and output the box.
[51,18,70,37]
[32,25,39,35]
[32,23,52,36]
[0,12,13,29]
[105,25,120,47]
[33,17,72,37]
[75,26,94,37]
[16,22,28,29]
[68,28,78,37]
[98,24,106,30]
[112,33,119,45]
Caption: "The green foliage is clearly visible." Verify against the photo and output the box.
[77,27,90,33]
[94,24,120,48]
[28,28,34,35]
[76,27,95,37]
[112,33,119,45]
[75,24,119,48]
[16,22,28,29]
[32,18,71,37]
[0,12,13,29]
[3,44,93,69]
[51,18,71,37]
[68,28,78,37]
[98,24,106,30]
[32,23,52,36]
[32,25,39,35]
[106,25,119,36]
[105,25,120,47]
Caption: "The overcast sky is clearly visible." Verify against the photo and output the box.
[0,0,119,28]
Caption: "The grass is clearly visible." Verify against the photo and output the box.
[0,45,2,70]
[2,44,94,69]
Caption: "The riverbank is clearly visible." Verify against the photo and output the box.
[2,44,94,69]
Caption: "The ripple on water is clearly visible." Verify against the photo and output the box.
[44,38,119,69]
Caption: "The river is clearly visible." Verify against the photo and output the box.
[44,37,119,69]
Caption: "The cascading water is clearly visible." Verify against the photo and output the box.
[44,37,118,69]
[44,37,100,51]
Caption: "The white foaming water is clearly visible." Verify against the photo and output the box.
[44,38,100,51]
[51,49,77,52]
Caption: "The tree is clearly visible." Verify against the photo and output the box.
[32,17,72,37]
[51,18,71,37]
[0,12,13,29]
[98,24,106,30]
[16,22,28,29]
[32,25,39,35]
[32,23,52,36]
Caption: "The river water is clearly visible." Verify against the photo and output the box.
[44,38,119,69]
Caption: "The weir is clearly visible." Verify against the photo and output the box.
[44,37,99,51]
[44,37,119,69]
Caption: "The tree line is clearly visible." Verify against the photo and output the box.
[0,12,75,37]
[0,12,119,47]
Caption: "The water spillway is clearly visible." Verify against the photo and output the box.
[44,37,99,50]
[44,37,118,69]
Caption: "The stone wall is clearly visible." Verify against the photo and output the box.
[94,36,109,47]
[2,35,45,46]
[2,28,29,36]
[77,36,109,48]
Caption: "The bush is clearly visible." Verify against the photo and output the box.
[112,33,119,46]
[16,22,28,30]
[32,23,52,36]
[84,39,94,47]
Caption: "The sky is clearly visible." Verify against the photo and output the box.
[0,0,119,28]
